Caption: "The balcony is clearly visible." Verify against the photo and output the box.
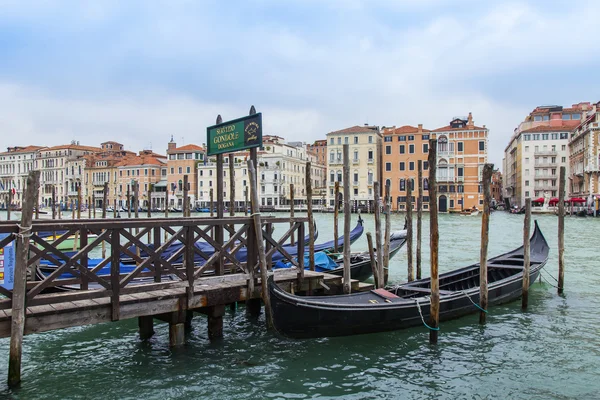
[436,175,455,182]
[353,181,359,186]
[352,159,360,165]
[438,151,454,158]
[534,150,557,156]
[456,176,464,182]
[534,175,557,180]
[534,185,557,191]
[534,163,557,169]
[329,159,342,165]
[367,159,374,164]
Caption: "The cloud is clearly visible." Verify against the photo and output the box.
[0,0,599,169]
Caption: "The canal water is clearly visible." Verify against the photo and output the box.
[0,211,598,399]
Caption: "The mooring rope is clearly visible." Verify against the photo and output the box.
[414,298,439,331]
[539,271,560,289]
[460,290,488,313]
[13,224,32,244]
[541,268,559,283]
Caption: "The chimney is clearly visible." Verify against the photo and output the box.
[167,135,176,152]
[467,112,474,127]
[418,124,423,133]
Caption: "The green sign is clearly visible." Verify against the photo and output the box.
[206,113,263,156]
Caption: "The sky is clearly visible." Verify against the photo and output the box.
[1,0,599,168]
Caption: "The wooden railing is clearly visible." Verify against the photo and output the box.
[0,216,309,320]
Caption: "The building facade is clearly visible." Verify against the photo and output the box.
[325,125,382,210]
[569,102,600,200]
[36,143,100,208]
[0,145,44,208]
[166,139,205,208]
[431,113,488,212]
[503,103,591,207]
[381,125,433,211]
[115,151,167,209]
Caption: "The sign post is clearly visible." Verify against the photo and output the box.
[206,113,263,156]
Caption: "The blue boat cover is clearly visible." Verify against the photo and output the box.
[273,251,338,272]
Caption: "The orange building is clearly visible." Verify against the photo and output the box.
[381,125,434,211]
[166,138,205,208]
[491,170,503,206]
[432,113,489,212]
[116,150,167,209]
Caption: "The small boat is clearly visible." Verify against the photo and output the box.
[33,208,49,215]
[460,207,480,216]
[106,206,115,213]
[269,221,549,339]
[38,233,100,251]
[170,207,183,213]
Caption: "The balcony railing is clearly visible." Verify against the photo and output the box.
[438,151,454,158]
[534,175,557,180]
[534,185,557,191]
[534,150,557,156]
[534,163,557,169]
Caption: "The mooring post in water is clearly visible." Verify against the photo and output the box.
[374,181,383,287]
[8,170,40,387]
[72,186,82,252]
[479,163,493,324]
[183,175,189,218]
[290,183,295,246]
[383,181,391,285]
[6,190,12,221]
[367,232,380,288]
[113,199,117,219]
[51,185,56,220]
[248,159,273,329]
[343,144,351,294]
[102,182,108,219]
[558,166,565,294]
[165,188,169,218]
[306,161,316,294]
[522,198,531,309]
[417,160,423,280]
[244,188,249,216]
[406,180,414,282]
[88,196,92,219]
[428,139,439,344]
[147,183,152,219]
[334,181,339,253]
[229,153,235,216]
[127,186,131,219]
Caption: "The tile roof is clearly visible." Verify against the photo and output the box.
[43,144,101,152]
[383,125,431,134]
[520,123,578,133]
[432,124,486,132]
[116,154,166,167]
[170,144,205,152]
[328,125,379,134]
[0,145,46,155]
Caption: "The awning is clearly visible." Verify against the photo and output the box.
[532,197,544,203]
[569,197,586,203]
[153,180,168,188]
[548,197,560,204]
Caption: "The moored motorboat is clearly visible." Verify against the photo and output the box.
[269,221,549,339]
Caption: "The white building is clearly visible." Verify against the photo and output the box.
[0,145,45,208]
[197,136,326,211]
[325,125,382,210]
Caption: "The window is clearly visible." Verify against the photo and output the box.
[525,146,529,152]
[561,157,566,163]
[409,144,415,154]
[384,136,393,142]
[560,133,568,140]
[409,162,415,171]
[542,134,549,140]
[572,113,581,119]
[423,161,429,170]
[330,172,335,183]
[457,142,463,152]
[187,167,191,173]
[525,169,529,175]
[525,191,529,197]
[368,150,373,160]
[353,173,358,183]
[354,136,359,144]
[385,145,391,155]
[479,141,485,151]
[353,150,358,161]
[525,180,529,186]
[561,145,566,151]
[422,134,429,140]
[385,162,391,172]
[534,116,542,121]
[185,153,193,159]
[330,138,334,145]
[178,167,182,174]
[337,137,341,145]
[368,136,373,143]
[525,157,529,164]
[399,162,405,171]
[399,179,406,191]
[562,114,571,120]
[543,115,550,121]
[457,185,463,193]
[399,145,405,154]
[408,135,414,141]
[423,143,429,153]
[524,134,531,141]
[354,188,358,195]
[458,167,463,177]
[344,136,349,144]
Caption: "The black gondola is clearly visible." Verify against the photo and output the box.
[269,220,549,339]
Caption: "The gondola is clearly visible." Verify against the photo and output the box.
[269,220,549,339]
[328,229,407,281]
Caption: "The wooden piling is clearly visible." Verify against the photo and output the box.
[383,181,391,285]
[558,166,565,294]
[138,316,154,340]
[479,163,493,324]
[88,197,92,219]
[334,181,339,253]
[6,190,11,221]
[416,160,423,280]
[343,144,351,294]
[51,186,56,220]
[134,181,139,220]
[102,182,108,219]
[522,198,531,309]
[374,181,383,287]
[229,153,235,216]
[147,183,152,218]
[244,188,248,216]
[210,188,214,217]
[366,232,380,288]
[306,162,315,272]
[428,139,439,344]
[406,180,414,282]
[113,199,117,219]
[248,159,273,329]
[127,186,131,219]
[165,188,169,218]
[183,175,189,218]
[290,183,295,246]
[8,170,40,387]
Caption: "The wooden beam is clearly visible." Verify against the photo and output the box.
[342,144,351,294]
[479,163,493,324]
[558,166,565,294]
[406,179,413,281]
[428,139,439,344]
[522,198,531,309]
[416,160,423,280]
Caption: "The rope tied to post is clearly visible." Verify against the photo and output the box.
[13,224,32,244]
[460,290,488,313]
[250,212,261,217]
[540,270,560,289]
[414,297,440,331]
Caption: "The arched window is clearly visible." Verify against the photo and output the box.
[400,179,406,191]
[385,178,391,190]
[178,180,183,191]
[423,178,429,191]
